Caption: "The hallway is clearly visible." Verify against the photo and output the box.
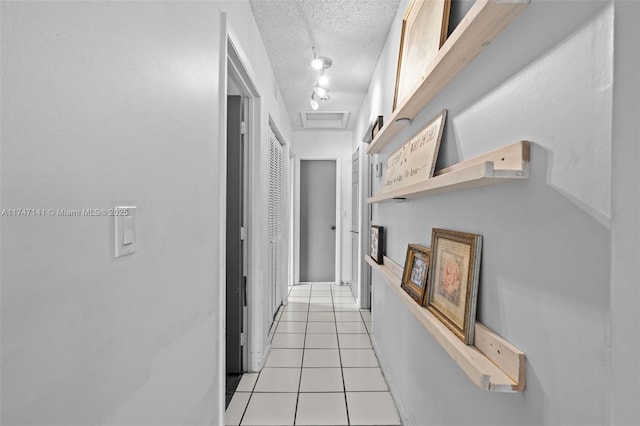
[225,283,401,425]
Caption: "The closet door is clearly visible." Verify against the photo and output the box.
[268,128,285,322]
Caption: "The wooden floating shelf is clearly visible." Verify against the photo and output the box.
[367,0,529,155]
[367,141,529,204]
[366,255,525,392]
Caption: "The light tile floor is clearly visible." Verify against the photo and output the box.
[226,283,402,426]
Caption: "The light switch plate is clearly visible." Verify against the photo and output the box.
[375,162,383,177]
[115,206,136,257]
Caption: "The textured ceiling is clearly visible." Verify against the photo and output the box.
[249,0,401,131]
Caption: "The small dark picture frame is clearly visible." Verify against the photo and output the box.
[370,225,384,264]
[371,116,384,140]
[401,244,431,305]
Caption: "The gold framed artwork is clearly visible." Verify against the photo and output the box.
[383,109,446,192]
[426,229,482,345]
[370,225,384,264]
[401,244,431,305]
[393,0,451,111]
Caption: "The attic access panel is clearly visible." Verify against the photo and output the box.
[300,111,351,129]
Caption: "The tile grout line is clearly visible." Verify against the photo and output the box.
[293,284,311,426]
[333,284,352,426]
[238,352,263,426]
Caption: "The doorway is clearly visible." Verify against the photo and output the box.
[351,149,359,289]
[225,38,259,409]
[226,94,246,376]
[299,159,337,282]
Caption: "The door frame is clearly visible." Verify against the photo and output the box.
[224,34,263,375]
[293,157,342,285]
[226,37,292,374]
[357,147,372,309]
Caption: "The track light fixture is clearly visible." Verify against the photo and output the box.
[310,91,319,110]
[313,85,327,98]
[318,70,329,87]
[309,47,333,110]
[310,47,332,70]
[310,88,330,110]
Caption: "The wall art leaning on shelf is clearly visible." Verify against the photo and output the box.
[401,244,431,305]
[393,0,451,111]
[426,228,482,345]
[370,225,384,264]
[371,115,384,140]
[383,109,446,192]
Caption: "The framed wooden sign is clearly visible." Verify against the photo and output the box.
[393,0,451,111]
[426,228,482,345]
[383,110,446,192]
[401,244,431,305]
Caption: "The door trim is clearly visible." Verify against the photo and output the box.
[358,148,372,309]
[217,13,227,426]
[294,157,341,285]
[226,34,263,376]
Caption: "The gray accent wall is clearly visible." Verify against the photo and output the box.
[354,0,638,424]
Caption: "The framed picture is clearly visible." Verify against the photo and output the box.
[426,229,482,345]
[393,0,451,111]
[383,110,446,192]
[401,244,431,305]
[370,225,384,264]
[371,116,384,140]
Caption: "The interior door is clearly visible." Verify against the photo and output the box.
[351,150,359,288]
[226,95,245,374]
[300,160,337,282]
[268,129,286,322]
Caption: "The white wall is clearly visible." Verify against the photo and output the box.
[1,2,224,424]
[1,1,294,424]
[353,0,637,424]
[219,0,294,372]
[352,0,410,308]
[293,131,353,285]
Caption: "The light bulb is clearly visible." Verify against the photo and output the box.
[310,98,319,110]
[314,86,327,97]
[318,74,329,87]
[311,58,324,70]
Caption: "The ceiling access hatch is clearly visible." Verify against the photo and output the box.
[300,111,351,129]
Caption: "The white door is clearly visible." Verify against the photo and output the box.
[299,160,337,282]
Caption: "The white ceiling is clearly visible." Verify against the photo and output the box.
[249,0,401,131]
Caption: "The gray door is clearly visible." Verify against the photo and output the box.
[300,160,336,282]
[226,95,245,374]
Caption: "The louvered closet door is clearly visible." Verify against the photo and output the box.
[268,129,285,321]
